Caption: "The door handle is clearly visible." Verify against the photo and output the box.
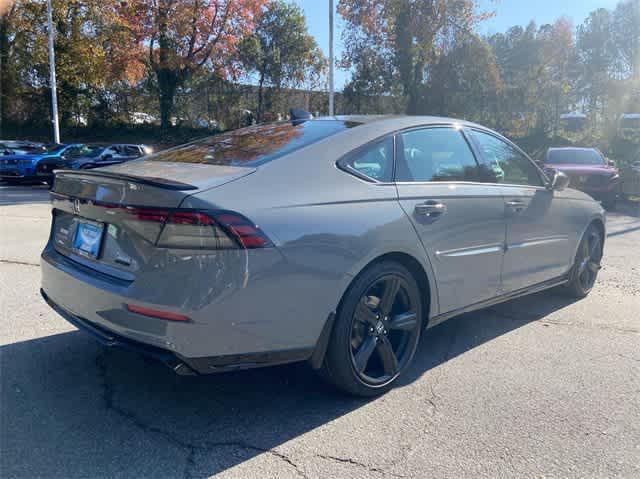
[505,199,527,213]
[415,201,447,218]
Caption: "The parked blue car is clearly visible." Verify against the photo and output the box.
[0,143,84,184]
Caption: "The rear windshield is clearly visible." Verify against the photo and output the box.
[547,149,604,165]
[146,120,359,166]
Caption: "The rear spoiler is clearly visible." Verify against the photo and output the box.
[54,169,198,191]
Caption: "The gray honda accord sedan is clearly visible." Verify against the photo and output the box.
[41,115,605,396]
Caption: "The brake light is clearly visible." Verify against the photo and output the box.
[154,210,272,250]
[213,212,271,249]
[84,201,271,250]
[129,208,170,223]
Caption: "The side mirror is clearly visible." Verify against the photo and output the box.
[607,159,616,167]
[549,170,570,191]
[102,154,112,161]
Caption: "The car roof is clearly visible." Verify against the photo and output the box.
[547,147,599,152]
[323,115,485,129]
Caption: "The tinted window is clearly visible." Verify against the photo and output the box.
[102,147,118,158]
[43,144,66,154]
[340,137,394,182]
[66,145,98,158]
[147,120,359,166]
[547,149,604,165]
[124,146,142,156]
[396,128,478,182]
[468,130,543,186]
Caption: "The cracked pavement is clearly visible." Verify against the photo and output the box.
[1,184,639,478]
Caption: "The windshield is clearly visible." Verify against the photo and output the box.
[547,149,604,165]
[146,120,359,166]
[42,144,66,154]
[74,146,104,158]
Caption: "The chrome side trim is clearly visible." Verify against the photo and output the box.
[507,235,569,250]
[436,242,504,258]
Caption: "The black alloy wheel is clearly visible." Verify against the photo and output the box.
[349,274,420,385]
[320,261,423,396]
[565,225,603,298]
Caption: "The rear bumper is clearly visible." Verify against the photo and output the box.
[40,243,322,372]
[0,170,27,179]
[0,165,37,179]
[41,288,197,375]
[41,288,313,375]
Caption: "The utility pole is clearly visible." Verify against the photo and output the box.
[46,0,60,143]
[328,0,334,116]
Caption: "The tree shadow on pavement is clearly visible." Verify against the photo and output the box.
[0,290,577,478]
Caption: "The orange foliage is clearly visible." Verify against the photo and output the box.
[118,0,268,79]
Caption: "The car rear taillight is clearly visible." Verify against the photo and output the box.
[122,208,272,250]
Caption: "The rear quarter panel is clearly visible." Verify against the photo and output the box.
[181,130,439,351]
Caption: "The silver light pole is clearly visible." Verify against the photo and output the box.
[46,0,60,143]
[328,0,334,116]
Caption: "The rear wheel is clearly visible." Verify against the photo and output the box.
[563,224,603,298]
[320,261,423,396]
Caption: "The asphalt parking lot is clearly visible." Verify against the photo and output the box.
[1,183,639,478]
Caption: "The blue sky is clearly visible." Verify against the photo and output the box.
[292,0,620,90]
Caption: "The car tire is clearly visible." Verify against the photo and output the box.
[320,261,423,397]
[563,224,603,298]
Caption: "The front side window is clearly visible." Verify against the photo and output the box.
[339,137,394,182]
[63,146,83,158]
[396,127,479,182]
[66,145,98,158]
[468,130,543,187]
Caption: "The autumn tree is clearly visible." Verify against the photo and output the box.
[338,0,490,114]
[0,0,145,130]
[612,0,640,81]
[239,0,324,121]
[426,34,501,125]
[120,0,266,131]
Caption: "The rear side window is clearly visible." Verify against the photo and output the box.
[396,127,479,182]
[468,130,543,186]
[146,120,360,167]
[124,146,142,156]
[339,137,394,182]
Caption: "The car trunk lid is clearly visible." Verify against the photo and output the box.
[53,161,256,207]
[49,162,255,280]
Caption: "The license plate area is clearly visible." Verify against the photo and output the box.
[72,219,105,259]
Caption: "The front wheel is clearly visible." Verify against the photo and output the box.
[320,261,424,397]
[563,224,603,298]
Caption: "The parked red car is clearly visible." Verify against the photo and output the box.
[544,147,620,209]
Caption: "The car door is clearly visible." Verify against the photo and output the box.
[466,129,573,292]
[394,126,507,315]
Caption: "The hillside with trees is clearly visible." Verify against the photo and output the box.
[0,0,638,162]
